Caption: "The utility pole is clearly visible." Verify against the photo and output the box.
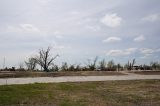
[3,57,5,69]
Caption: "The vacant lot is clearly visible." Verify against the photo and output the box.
[0,80,160,106]
[0,71,125,78]
[132,71,160,75]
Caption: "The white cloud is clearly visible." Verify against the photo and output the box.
[140,53,152,59]
[85,25,101,31]
[106,50,124,56]
[142,14,160,22]
[7,24,40,33]
[100,13,122,28]
[106,48,137,56]
[103,37,121,43]
[134,35,145,42]
[139,48,160,58]
[140,48,154,54]
[20,24,40,32]
[126,48,137,54]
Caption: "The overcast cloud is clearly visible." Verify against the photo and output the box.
[0,0,160,67]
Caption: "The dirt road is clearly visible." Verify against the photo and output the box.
[0,74,160,85]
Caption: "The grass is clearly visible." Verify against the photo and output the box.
[0,80,160,106]
[0,71,125,78]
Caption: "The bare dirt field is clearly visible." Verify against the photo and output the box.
[131,71,160,75]
[0,71,125,78]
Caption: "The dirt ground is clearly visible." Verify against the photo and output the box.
[0,71,125,78]
[131,71,160,75]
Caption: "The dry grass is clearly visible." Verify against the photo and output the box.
[0,71,125,78]
[0,80,160,106]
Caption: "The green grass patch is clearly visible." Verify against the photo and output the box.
[0,80,160,106]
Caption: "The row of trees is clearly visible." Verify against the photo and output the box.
[25,57,122,72]
[2,47,160,72]
[23,47,123,72]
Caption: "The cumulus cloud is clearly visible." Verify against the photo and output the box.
[134,35,145,42]
[103,37,121,43]
[142,14,160,22]
[106,48,137,56]
[100,13,122,28]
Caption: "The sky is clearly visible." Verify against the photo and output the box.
[0,0,160,68]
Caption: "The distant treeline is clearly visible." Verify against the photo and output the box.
[1,47,160,72]
[1,59,160,72]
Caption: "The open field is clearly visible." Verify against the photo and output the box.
[0,71,125,78]
[0,80,160,106]
[131,71,160,75]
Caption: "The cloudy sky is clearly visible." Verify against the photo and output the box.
[0,0,160,68]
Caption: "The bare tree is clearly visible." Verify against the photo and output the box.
[99,59,106,71]
[36,47,59,72]
[107,60,115,68]
[87,56,98,71]
[150,61,159,70]
[25,57,37,71]
[107,60,116,71]
[127,59,136,70]
[61,62,68,71]
[117,63,123,71]
[131,59,136,69]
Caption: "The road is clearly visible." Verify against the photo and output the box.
[0,74,160,85]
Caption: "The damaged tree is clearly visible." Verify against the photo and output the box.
[127,59,136,70]
[25,57,37,70]
[36,47,59,72]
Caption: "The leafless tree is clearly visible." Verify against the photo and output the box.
[127,59,136,70]
[36,47,59,72]
[107,60,115,68]
[61,62,68,71]
[25,57,37,71]
[87,56,98,71]
[99,59,106,71]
